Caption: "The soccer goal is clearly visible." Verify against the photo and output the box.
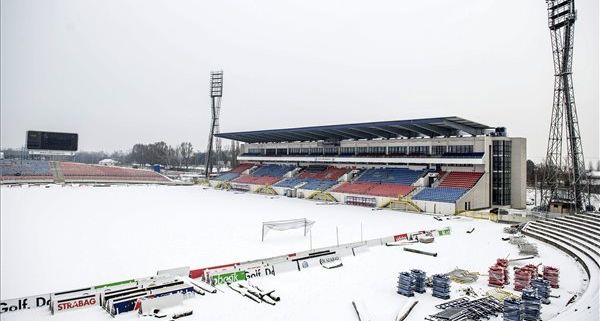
[261,218,315,241]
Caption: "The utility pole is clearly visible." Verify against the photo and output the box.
[205,71,223,178]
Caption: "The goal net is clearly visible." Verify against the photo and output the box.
[261,218,315,241]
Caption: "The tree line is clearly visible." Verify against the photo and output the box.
[1,141,241,170]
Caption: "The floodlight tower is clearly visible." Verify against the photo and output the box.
[541,0,586,212]
[205,71,223,178]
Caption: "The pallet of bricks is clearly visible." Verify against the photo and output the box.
[488,258,509,288]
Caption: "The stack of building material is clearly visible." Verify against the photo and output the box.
[531,278,551,304]
[432,274,451,299]
[503,298,522,321]
[521,288,541,321]
[496,258,510,285]
[397,272,414,297]
[488,265,505,288]
[542,266,559,289]
[518,243,539,256]
[411,269,426,294]
[514,268,533,292]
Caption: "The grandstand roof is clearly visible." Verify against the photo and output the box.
[216,116,492,143]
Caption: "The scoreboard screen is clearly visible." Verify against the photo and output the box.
[26,131,78,151]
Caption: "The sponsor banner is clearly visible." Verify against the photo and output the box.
[157,266,190,277]
[210,271,247,285]
[94,279,136,290]
[319,255,342,268]
[351,245,369,256]
[140,293,183,314]
[393,233,408,242]
[1,295,51,314]
[437,227,451,236]
[242,264,275,279]
[272,261,298,274]
[52,293,99,314]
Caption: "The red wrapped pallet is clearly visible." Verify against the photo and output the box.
[488,265,505,288]
[514,268,532,291]
[523,264,539,278]
[543,266,560,288]
[496,258,510,285]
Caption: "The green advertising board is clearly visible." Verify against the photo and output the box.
[437,227,451,236]
[210,271,247,285]
[94,279,136,290]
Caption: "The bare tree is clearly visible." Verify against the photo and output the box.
[179,142,194,169]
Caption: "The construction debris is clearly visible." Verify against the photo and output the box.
[503,225,520,234]
[427,296,502,321]
[446,268,479,284]
[466,228,475,234]
[404,247,437,257]
[486,288,520,303]
[489,265,506,288]
[395,300,418,321]
[518,243,539,256]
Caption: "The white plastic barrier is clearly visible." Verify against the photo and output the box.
[140,293,183,315]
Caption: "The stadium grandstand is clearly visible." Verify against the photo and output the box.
[0,160,171,184]
[214,116,526,214]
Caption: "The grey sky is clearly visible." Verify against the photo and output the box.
[1,0,598,163]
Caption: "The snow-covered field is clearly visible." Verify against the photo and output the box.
[0,185,591,320]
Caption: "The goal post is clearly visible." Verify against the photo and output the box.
[261,218,315,241]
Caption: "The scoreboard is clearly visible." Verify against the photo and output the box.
[26,131,78,152]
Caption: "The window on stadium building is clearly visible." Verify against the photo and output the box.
[356,147,369,155]
[448,145,474,154]
[408,146,429,155]
[368,146,386,155]
[324,147,338,155]
[340,147,355,155]
[492,141,511,206]
[308,148,322,155]
[276,148,287,155]
[265,148,276,155]
[248,148,263,155]
[388,146,407,155]
[432,145,446,155]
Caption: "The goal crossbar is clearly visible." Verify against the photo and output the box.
[261,218,315,241]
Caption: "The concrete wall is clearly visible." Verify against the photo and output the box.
[457,172,490,211]
[511,137,527,209]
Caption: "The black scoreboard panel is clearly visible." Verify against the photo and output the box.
[27,131,78,151]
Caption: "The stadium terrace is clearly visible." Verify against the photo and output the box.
[214,116,526,215]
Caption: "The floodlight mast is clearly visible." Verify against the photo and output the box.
[205,71,223,178]
[541,0,587,212]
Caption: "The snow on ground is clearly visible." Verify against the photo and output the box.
[0,185,590,321]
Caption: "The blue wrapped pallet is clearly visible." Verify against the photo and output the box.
[432,274,450,299]
[411,269,426,294]
[522,287,541,321]
[531,278,551,304]
[503,298,521,321]
[397,272,414,297]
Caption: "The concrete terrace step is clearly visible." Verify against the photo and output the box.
[575,213,600,222]
[526,222,600,257]
[533,220,600,247]
[521,227,600,321]
[547,218,600,238]
[566,215,600,228]
[557,217,599,232]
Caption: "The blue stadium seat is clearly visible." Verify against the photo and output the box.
[0,160,51,176]
[214,172,240,181]
[356,168,424,185]
[274,178,338,191]
[251,164,295,177]
[412,187,468,203]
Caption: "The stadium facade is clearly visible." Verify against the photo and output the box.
[215,116,526,215]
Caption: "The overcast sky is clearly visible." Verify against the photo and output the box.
[1,0,598,163]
